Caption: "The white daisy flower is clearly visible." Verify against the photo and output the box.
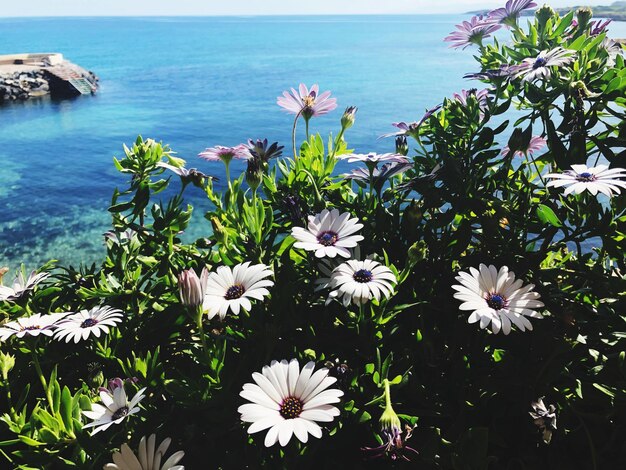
[82,385,146,435]
[0,270,49,302]
[104,434,185,470]
[327,259,397,306]
[513,47,576,82]
[53,306,124,343]
[545,164,626,197]
[238,359,343,447]
[0,312,68,341]
[291,209,364,259]
[336,152,409,165]
[202,262,274,320]
[452,264,544,335]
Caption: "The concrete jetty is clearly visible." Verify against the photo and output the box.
[0,53,99,102]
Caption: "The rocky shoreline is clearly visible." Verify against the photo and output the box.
[0,70,50,101]
[0,54,99,102]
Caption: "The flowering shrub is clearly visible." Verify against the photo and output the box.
[1,3,626,468]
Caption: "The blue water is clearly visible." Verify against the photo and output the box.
[1,16,625,268]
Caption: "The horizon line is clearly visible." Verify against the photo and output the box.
[0,11,479,19]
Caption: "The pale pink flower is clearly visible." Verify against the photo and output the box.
[277,84,337,119]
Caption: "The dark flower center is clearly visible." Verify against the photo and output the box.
[225,284,245,300]
[533,57,547,69]
[111,406,129,421]
[486,294,507,310]
[80,318,98,328]
[279,396,304,419]
[353,269,373,283]
[576,172,596,182]
[318,231,339,246]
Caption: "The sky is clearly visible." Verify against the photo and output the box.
[0,0,614,17]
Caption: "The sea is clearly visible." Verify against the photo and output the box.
[1,16,625,269]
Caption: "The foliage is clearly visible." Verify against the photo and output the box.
[1,4,626,469]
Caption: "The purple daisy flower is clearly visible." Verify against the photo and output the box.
[513,48,576,82]
[501,135,546,158]
[244,138,284,163]
[198,145,249,164]
[488,0,537,27]
[343,162,411,187]
[277,83,337,120]
[444,15,502,49]
[156,161,211,187]
[380,105,442,139]
[362,425,419,462]
[452,88,489,108]
[589,19,612,36]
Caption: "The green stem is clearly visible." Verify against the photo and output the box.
[1,382,17,421]
[291,111,302,158]
[330,128,346,159]
[368,164,375,199]
[225,160,232,193]
[305,118,310,141]
[384,379,392,409]
[196,308,209,356]
[31,350,53,410]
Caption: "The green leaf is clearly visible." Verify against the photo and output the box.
[536,204,562,227]
[592,383,616,398]
[18,435,44,447]
[60,387,74,432]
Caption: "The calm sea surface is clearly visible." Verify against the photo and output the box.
[1,16,625,268]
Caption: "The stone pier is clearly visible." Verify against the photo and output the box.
[0,53,99,102]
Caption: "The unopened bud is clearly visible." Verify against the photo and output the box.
[570,80,596,98]
[0,352,15,381]
[395,136,409,156]
[535,4,556,29]
[178,267,207,308]
[245,158,263,191]
[576,7,593,31]
[341,106,358,130]
[211,217,229,245]
[408,241,428,264]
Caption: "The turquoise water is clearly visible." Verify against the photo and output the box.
[1,16,625,268]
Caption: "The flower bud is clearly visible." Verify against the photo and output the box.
[576,7,592,31]
[395,136,409,156]
[211,217,229,245]
[569,80,595,99]
[408,241,428,264]
[341,106,358,130]
[99,377,125,394]
[178,268,207,308]
[87,362,104,389]
[535,4,556,29]
[0,352,15,381]
[245,158,263,192]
